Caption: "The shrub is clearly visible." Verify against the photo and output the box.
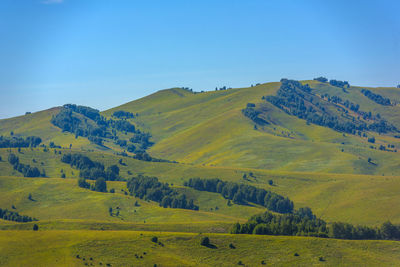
[151,236,158,243]
[33,224,39,231]
[200,237,210,246]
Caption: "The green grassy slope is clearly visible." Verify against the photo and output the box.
[0,107,94,150]
[0,176,265,228]
[1,148,400,226]
[0,230,399,267]
[1,81,400,265]
[2,81,400,175]
[104,82,400,175]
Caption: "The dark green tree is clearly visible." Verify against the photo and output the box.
[200,237,210,247]
[95,178,107,192]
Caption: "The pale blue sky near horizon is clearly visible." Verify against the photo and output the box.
[0,0,399,118]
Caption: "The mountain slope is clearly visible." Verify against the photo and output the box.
[104,81,400,175]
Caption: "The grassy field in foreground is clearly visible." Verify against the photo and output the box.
[0,176,264,229]
[1,146,400,226]
[0,230,399,267]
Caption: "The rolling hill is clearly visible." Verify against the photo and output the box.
[1,78,400,266]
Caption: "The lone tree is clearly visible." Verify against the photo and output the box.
[200,237,210,247]
[33,224,39,231]
[151,236,158,243]
[95,178,107,192]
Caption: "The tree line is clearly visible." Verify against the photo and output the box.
[0,208,36,223]
[184,178,293,214]
[8,154,44,177]
[0,136,42,148]
[127,175,199,210]
[313,77,328,83]
[232,209,400,240]
[112,110,135,119]
[329,79,350,88]
[231,208,328,237]
[61,153,122,181]
[265,79,397,135]
[361,89,391,106]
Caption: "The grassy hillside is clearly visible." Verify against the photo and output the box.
[1,80,400,266]
[1,152,400,226]
[0,107,95,150]
[103,82,400,175]
[2,81,400,175]
[0,230,399,266]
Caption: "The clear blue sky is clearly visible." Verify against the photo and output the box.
[0,0,399,118]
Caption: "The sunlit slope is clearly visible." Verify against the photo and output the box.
[0,107,94,150]
[105,82,400,174]
[309,80,400,129]
[1,230,399,267]
[0,176,264,227]
[1,147,400,226]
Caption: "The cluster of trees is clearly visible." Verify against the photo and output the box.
[0,208,36,222]
[241,108,268,125]
[231,208,328,237]
[184,178,293,214]
[109,119,135,132]
[63,104,101,120]
[265,79,397,134]
[49,142,61,148]
[114,132,153,154]
[215,86,232,91]
[52,105,136,139]
[181,87,195,93]
[329,79,350,88]
[313,77,328,83]
[242,103,269,126]
[78,177,107,192]
[132,151,176,163]
[52,104,154,153]
[112,110,135,119]
[321,93,396,133]
[232,209,400,240]
[8,154,44,177]
[129,132,153,150]
[127,175,199,210]
[321,94,361,113]
[361,89,391,106]
[314,77,350,88]
[330,221,400,240]
[61,153,122,181]
[51,107,107,139]
[0,136,42,148]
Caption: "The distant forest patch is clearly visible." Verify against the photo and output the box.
[127,175,199,210]
[0,136,42,148]
[51,104,152,152]
[361,89,392,106]
[233,209,400,241]
[184,178,293,214]
[0,208,37,223]
[261,79,397,135]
